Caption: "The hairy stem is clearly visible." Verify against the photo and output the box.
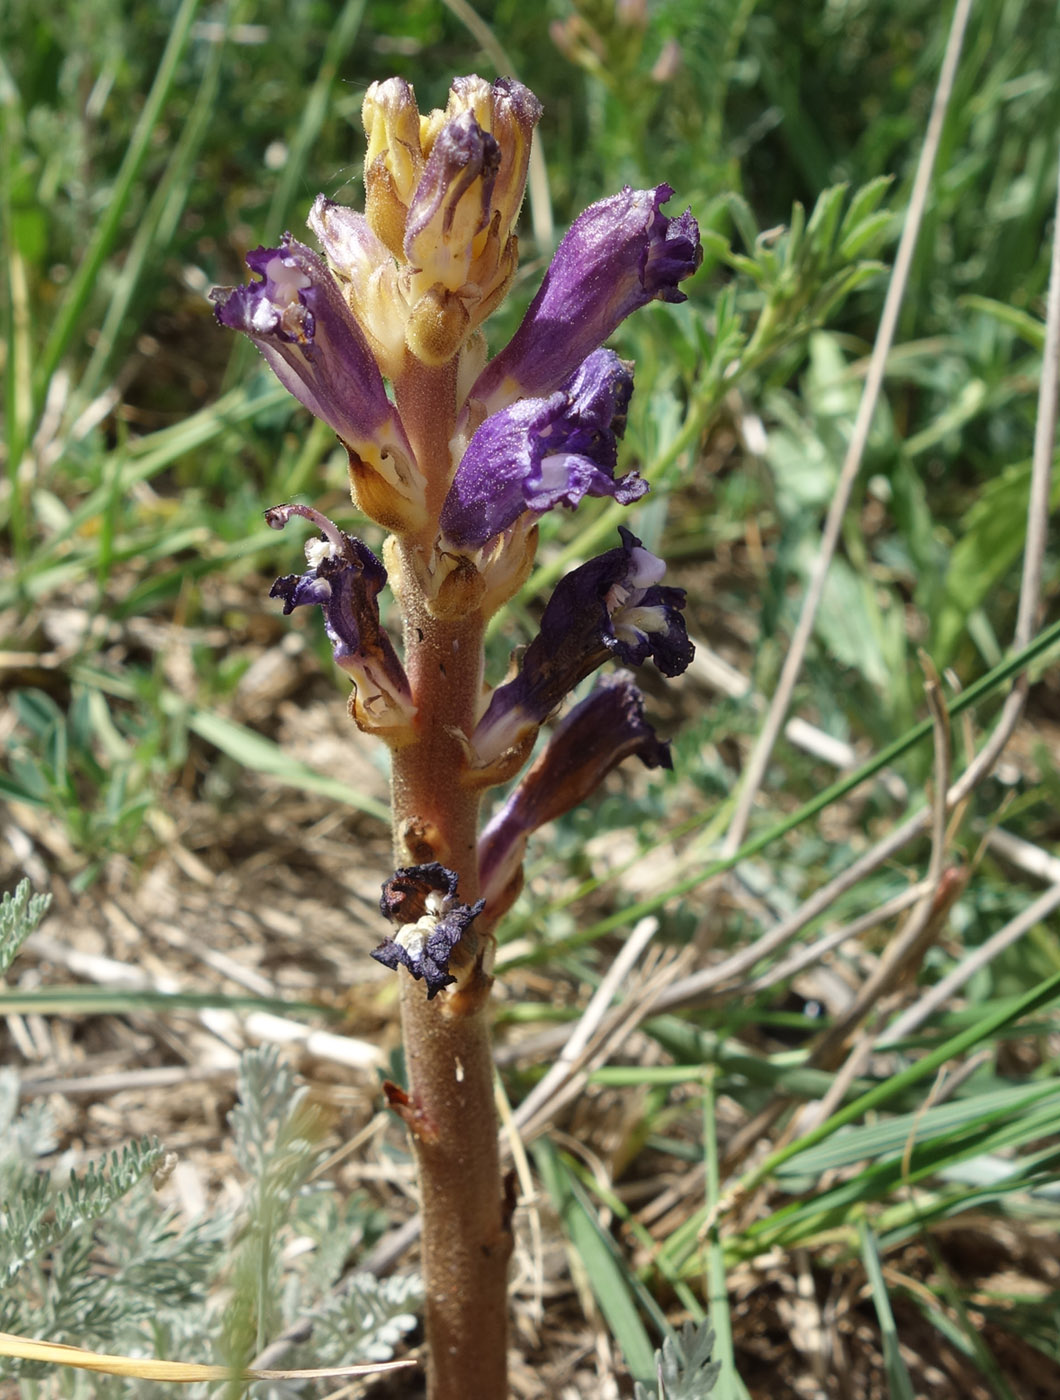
[388,357,510,1400]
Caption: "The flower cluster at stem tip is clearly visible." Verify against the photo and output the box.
[212,74,701,997]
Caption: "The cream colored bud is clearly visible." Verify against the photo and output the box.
[362,78,424,256]
[362,78,423,202]
[405,285,471,366]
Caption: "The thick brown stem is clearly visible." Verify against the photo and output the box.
[387,357,510,1400]
[396,980,510,1400]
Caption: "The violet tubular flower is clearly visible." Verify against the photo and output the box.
[479,672,672,920]
[265,503,415,740]
[469,183,702,414]
[212,238,424,533]
[372,864,487,999]
[441,348,643,549]
[471,527,694,773]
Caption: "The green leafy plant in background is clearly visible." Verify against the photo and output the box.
[0,688,168,882]
[2,0,1060,1396]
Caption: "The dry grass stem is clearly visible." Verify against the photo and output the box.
[882,880,1060,1045]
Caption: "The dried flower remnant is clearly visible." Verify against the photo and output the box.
[372,863,486,1000]
[264,503,415,739]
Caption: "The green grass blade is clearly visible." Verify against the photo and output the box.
[65,663,388,820]
[736,965,1060,1199]
[534,1138,656,1383]
[33,0,203,406]
[704,1072,746,1400]
[263,0,366,238]
[180,708,388,821]
[858,1220,916,1400]
[74,0,240,411]
[775,1081,1060,1179]
[504,616,1060,956]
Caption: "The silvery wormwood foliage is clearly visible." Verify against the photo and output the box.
[634,1321,721,1400]
[1,877,51,975]
[0,1047,420,1396]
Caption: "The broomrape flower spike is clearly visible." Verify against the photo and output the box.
[214,71,699,1400]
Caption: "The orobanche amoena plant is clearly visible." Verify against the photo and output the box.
[213,75,700,1400]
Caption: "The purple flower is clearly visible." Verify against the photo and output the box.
[472,527,693,767]
[212,239,424,531]
[441,349,643,548]
[372,864,486,999]
[478,672,672,916]
[469,185,701,413]
[266,503,415,738]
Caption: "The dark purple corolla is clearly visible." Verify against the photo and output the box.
[468,184,701,415]
[441,349,643,549]
[471,526,693,767]
[372,864,486,999]
[478,672,672,917]
[265,504,415,738]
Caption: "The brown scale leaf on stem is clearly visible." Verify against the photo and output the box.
[382,1080,439,1144]
[399,816,449,865]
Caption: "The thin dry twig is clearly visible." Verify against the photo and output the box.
[985,827,1060,885]
[868,139,1060,1046]
[737,879,931,995]
[494,877,934,1069]
[806,664,954,1075]
[721,0,975,856]
[881,881,1060,1046]
[510,916,658,1133]
[17,1064,235,1098]
[514,945,683,1143]
[723,675,956,1153]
